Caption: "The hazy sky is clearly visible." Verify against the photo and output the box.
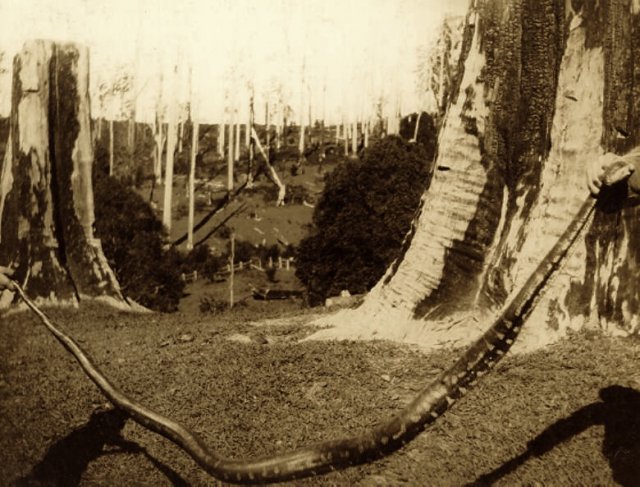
[0,0,469,123]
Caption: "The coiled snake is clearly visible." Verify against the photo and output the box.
[11,161,631,484]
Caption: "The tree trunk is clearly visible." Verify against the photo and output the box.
[218,122,225,157]
[0,40,125,308]
[343,119,349,156]
[313,0,640,352]
[319,118,325,162]
[128,118,135,158]
[364,120,369,148]
[265,102,270,149]
[227,120,234,193]
[298,119,305,162]
[187,120,198,250]
[108,118,114,176]
[351,121,358,157]
[162,118,177,233]
[276,119,282,150]
[234,114,241,163]
[247,96,255,188]
[153,115,164,185]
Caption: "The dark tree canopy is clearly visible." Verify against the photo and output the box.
[93,173,184,312]
[296,131,436,305]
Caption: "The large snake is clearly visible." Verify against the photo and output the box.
[10,161,632,484]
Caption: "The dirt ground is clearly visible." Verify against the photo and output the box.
[1,301,640,486]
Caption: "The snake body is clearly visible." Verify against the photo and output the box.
[14,194,597,484]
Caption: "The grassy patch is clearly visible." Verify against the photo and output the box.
[1,304,638,485]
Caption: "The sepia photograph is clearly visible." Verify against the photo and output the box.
[1,0,639,485]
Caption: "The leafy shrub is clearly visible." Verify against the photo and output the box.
[296,135,435,305]
[93,173,185,312]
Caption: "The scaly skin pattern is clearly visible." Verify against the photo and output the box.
[14,195,597,484]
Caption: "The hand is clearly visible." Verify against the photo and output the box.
[587,152,635,195]
[0,266,16,291]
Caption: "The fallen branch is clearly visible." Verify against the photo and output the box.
[251,127,286,206]
[172,182,247,246]
[193,203,247,248]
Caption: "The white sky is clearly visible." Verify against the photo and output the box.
[0,0,469,124]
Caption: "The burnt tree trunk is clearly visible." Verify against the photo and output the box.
[314,0,640,351]
[0,40,125,309]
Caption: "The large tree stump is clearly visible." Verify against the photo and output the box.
[0,40,126,309]
[312,0,640,351]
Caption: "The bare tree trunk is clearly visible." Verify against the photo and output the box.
[218,122,225,157]
[96,117,103,141]
[109,118,114,176]
[0,41,125,308]
[128,118,135,156]
[265,102,270,150]
[227,120,234,193]
[187,120,199,250]
[319,119,325,162]
[351,121,358,156]
[247,95,255,188]
[298,120,305,162]
[152,72,165,187]
[234,113,241,163]
[152,115,164,185]
[364,120,369,148]
[162,119,177,233]
[276,118,282,150]
[411,112,423,143]
[343,118,349,156]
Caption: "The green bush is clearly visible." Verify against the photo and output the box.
[93,173,185,312]
[295,135,435,305]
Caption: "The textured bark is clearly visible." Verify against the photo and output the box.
[314,0,640,350]
[0,40,125,308]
